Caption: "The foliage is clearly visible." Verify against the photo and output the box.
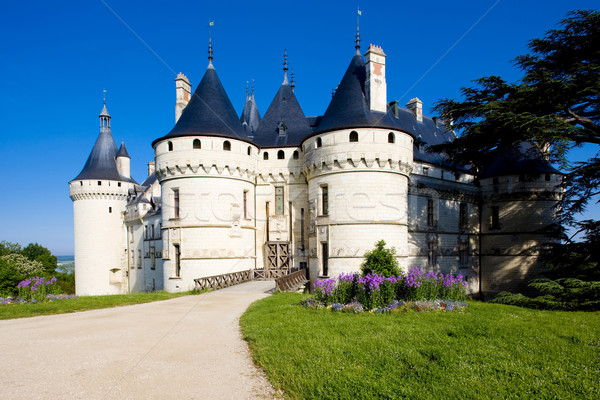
[241,293,600,400]
[360,240,400,277]
[431,10,600,221]
[17,276,59,303]
[0,258,24,297]
[0,241,22,256]
[22,243,58,274]
[0,253,44,276]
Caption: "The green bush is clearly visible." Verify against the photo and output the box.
[360,240,400,277]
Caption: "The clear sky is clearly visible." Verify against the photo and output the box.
[0,0,598,255]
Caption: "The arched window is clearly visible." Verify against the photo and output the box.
[277,150,285,159]
[168,141,173,151]
[316,137,322,148]
[293,150,299,160]
[388,132,395,143]
[263,152,269,160]
[193,139,201,149]
[223,141,231,151]
[349,131,358,142]
[247,146,252,155]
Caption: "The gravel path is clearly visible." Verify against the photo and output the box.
[0,281,277,399]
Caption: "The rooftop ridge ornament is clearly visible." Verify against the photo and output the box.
[283,49,289,84]
[251,78,255,97]
[355,7,362,53]
[291,69,295,91]
[208,20,214,67]
[102,89,107,105]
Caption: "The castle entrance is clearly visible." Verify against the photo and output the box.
[260,241,290,278]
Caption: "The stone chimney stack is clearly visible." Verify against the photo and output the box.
[175,73,191,122]
[406,97,423,122]
[147,161,155,176]
[365,44,387,113]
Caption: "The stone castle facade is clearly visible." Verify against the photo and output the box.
[69,39,561,297]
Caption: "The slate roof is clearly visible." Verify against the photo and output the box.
[116,141,130,158]
[152,64,246,147]
[411,115,456,165]
[482,142,561,178]
[240,93,261,138]
[253,79,311,147]
[315,52,411,135]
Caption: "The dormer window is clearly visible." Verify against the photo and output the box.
[278,120,288,136]
[349,131,358,142]
[388,132,395,143]
[263,152,269,160]
[278,150,285,159]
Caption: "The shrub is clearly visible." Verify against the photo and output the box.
[360,240,400,277]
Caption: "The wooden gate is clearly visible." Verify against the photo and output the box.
[266,241,290,270]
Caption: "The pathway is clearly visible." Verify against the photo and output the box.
[0,281,277,399]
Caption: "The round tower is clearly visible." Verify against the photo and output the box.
[69,102,136,295]
[152,44,258,292]
[302,43,414,282]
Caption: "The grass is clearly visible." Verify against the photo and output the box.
[0,290,205,320]
[241,292,600,400]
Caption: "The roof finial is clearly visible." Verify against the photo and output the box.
[208,20,214,67]
[283,49,289,84]
[246,81,249,98]
[102,89,107,104]
[251,78,255,96]
[291,69,295,91]
[355,7,362,54]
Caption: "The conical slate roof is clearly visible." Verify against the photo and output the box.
[71,128,123,182]
[240,93,261,137]
[152,65,246,146]
[116,141,130,158]
[253,80,311,147]
[315,52,412,135]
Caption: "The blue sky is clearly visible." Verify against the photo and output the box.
[0,0,598,255]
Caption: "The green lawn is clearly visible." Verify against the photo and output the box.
[0,290,204,320]
[241,293,600,400]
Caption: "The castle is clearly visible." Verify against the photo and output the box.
[69,36,561,297]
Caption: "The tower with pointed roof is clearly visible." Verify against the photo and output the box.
[69,102,136,295]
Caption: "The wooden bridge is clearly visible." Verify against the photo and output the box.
[194,268,307,292]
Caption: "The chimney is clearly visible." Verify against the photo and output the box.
[175,73,191,122]
[365,44,387,113]
[406,97,423,122]
[147,161,155,176]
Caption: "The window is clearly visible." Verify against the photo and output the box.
[300,208,305,250]
[277,150,285,159]
[151,224,155,238]
[545,174,551,181]
[108,207,112,213]
[459,241,469,266]
[322,242,329,276]
[459,203,468,229]
[243,190,248,219]
[293,150,299,160]
[223,141,231,151]
[275,187,284,215]
[118,182,121,187]
[168,141,173,151]
[193,139,201,149]
[174,244,181,277]
[427,198,434,227]
[491,206,500,230]
[263,152,269,160]
[427,240,437,267]
[316,137,322,148]
[144,225,148,239]
[247,146,252,155]
[98,181,102,186]
[80,181,83,186]
[321,185,329,216]
[388,132,395,143]
[423,167,429,176]
[173,188,180,218]
[349,131,358,142]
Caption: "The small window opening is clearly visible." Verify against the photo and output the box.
[118,182,121,187]
[174,244,181,277]
[168,141,173,151]
[316,137,322,148]
[98,181,102,186]
[263,152,269,160]
[108,207,112,213]
[423,167,429,176]
[293,150,299,159]
[491,206,500,230]
[79,181,83,186]
[427,198,434,227]
[247,146,251,155]
[545,174,551,181]
[277,150,285,159]
[321,185,329,216]
[349,131,358,142]
[223,141,231,151]
[459,203,468,229]
[275,187,284,215]
[193,139,201,149]
[388,132,395,143]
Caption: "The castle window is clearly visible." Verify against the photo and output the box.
[427,240,437,267]
[316,137,322,148]
[427,199,435,227]
[108,207,112,213]
[459,241,469,266]
[349,131,358,142]
[247,146,252,155]
[223,141,231,151]
[300,208,305,250]
[243,190,248,219]
[275,187,284,215]
[151,224,155,238]
[388,132,395,143]
[278,150,285,159]
[98,181,102,186]
[321,185,329,216]
[459,203,468,229]
[118,182,121,187]
[80,181,82,186]
[545,174,551,181]
[263,152,269,160]
[144,225,148,239]
[423,167,429,176]
[193,139,201,149]
[491,206,500,230]
[173,188,180,218]
[168,141,173,151]
[174,244,181,277]
[322,242,329,276]
[293,150,299,160]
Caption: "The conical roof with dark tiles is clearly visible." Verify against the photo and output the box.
[116,141,130,158]
[253,81,311,147]
[315,52,410,135]
[152,65,246,146]
[240,93,261,138]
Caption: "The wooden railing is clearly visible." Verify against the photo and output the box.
[253,269,289,280]
[194,270,253,291]
[275,268,308,292]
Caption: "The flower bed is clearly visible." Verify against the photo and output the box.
[306,267,468,312]
[0,276,76,305]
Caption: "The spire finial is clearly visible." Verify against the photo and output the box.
[102,89,107,104]
[208,20,214,66]
[251,79,255,96]
[283,49,289,84]
[291,69,295,91]
[246,81,249,98]
[355,7,362,53]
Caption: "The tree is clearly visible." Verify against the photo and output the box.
[0,241,21,256]
[21,243,57,274]
[432,9,600,222]
[361,240,400,277]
